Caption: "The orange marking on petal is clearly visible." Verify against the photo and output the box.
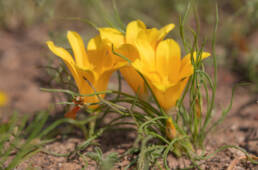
[65,106,80,120]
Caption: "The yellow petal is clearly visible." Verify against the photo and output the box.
[152,78,188,111]
[88,35,116,71]
[200,52,210,60]
[132,56,169,92]
[179,60,193,79]
[156,39,181,83]
[108,44,140,72]
[131,58,158,96]
[116,44,139,64]
[0,91,7,107]
[94,70,113,98]
[76,65,95,88]
[87,43,113,73]
[184,51,210,63]
[46,41,81,88]
[76,66,98,106]
[99,28,124,47]
[67,31,91,68]
[180,55,194,79]
[125,20,146,44]
[138,28,159,47]
[87,35,102,50]
[137,23,174,48]
[180,51,210,79]
[77,68,113,108]
[135,38,155,65]
[87,35,130,73]
[158,23,175,41]
[120,66,148,98]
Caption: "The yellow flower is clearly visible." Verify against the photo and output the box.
[0,91,7,107]
[132,38,210,111]
[165,117,194,156]
[166,117,177,140]
[47,31,136,108]
[97,20,175,98]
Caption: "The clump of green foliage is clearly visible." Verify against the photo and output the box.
[1,0,258,169]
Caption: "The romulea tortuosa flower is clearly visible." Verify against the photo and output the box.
[97,20,175,99]
[131,38,210,111]
[47,31,137,109]
[97,20,210,111]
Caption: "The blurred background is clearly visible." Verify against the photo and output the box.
[0,0,257,116]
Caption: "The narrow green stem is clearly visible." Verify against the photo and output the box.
[88,109,100,137]
[79,124,89,140]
